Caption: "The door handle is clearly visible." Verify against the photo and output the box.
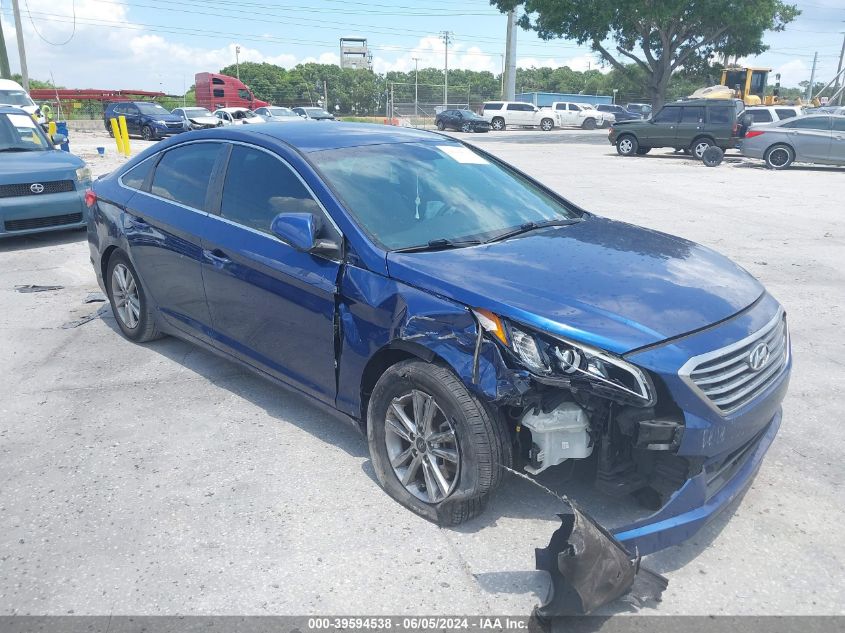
[204,248,231,266]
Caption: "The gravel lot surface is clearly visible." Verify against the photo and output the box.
[1,126,843,617]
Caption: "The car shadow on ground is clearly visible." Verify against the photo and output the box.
[0,227,86,253]
[89,305,738,579]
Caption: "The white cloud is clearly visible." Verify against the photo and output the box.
[773,59,810,89]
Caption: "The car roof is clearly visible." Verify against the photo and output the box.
[173,121,456,153]
[0,105,30,114]
[216,107,249,112]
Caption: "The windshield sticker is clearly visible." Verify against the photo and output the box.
[437,145,489,165]
[8,113,37,129]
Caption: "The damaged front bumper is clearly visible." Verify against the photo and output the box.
[611,409,781,555]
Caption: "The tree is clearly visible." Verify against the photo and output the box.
[490,0,799,110]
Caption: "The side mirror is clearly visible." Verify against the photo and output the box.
[270,212,340,257]
[51,133,68,146]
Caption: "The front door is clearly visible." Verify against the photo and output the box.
[121,104,143,135]
[201,143,341,404]
[125,141,224,339]
[648,106,681,147]
[784,116,832,162]
[831,117,845,165]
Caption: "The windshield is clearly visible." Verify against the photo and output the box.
[267,107,296,117]
[136,102,170,115]
[458,109,482,119]
[310,142,580,250]
[0,90,34,107]
[0,112,50,152]
[305,108,330,116]
[184,108,212,117]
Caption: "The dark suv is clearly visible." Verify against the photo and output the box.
[104,101,185,141]
[609,99,745,158]
[595,104,641,123]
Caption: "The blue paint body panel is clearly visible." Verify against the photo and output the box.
[88,123,790,552]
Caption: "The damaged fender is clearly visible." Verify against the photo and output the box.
[535,500,668,616]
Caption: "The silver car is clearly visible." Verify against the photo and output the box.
[253,106,301,122]
[741,114,845,169]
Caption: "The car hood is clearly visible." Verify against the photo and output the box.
[0,150,84,183]
[188,115,218,125]
[386,216,763,354]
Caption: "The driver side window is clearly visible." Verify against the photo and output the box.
[220,145,326,236]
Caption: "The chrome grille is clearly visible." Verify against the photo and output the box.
[681,311,789,416]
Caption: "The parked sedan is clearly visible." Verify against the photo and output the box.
[293,106,335,121]
[0,107,91,237]
[172,107,221,130]
[435,109,491,132]
[595,104,641,123]
[253,106,301,122]
[741,114,845,169]
[87,123,789,557]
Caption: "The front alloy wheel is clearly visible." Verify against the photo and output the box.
[385,390,460,503]
[461,122,472,133]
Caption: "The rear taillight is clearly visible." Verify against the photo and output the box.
[745,130,766,139]
[84,189,97,208]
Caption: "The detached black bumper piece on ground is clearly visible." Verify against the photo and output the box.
[534,501,668,617]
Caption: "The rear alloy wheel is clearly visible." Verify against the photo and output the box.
[106,251,162,343]
[141,125,155,141]
[764,144,794,170]
[690,137,713,159]
[581,118,597,130]
[367,360,510,526]
[436,120,446,131]
[461,122,472,133]
[540,118,554,131]
[491,117,505,131]
[616,134,639,156]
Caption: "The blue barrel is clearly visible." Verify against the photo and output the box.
[56,121,70,152]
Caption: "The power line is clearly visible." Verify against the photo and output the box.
[23,0,76,46]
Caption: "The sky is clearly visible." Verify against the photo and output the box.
[1,0,844,95]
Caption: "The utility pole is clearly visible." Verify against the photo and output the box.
[0,5,12,80]
[11,0,28,90]
[412,57,419,117]
[500,54,504,98]
[805,51,818,102]
[835,33,845,106]
[235,45,241,80]
[503,10,517,101]
[440,31,452,107]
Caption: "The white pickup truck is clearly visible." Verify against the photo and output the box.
[543,102,611,129]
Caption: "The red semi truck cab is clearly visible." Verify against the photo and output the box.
[195,73,269,111]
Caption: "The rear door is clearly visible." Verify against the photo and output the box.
[506,103,527,125]
[783,116,832,162]
[676,105,705,144]
[124,141,224,339]
[200,142,342,404]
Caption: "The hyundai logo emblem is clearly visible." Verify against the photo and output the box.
[747,342,770,372]
[30,183,45,194]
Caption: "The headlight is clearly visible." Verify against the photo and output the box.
[473,308,654,406]
[154,119,166,125]
[75,166,92,183]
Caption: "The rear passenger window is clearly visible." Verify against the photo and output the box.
[784,117,831,130]
[484,103,502,111]
[748,110,772,123]
[150,143,222,210]
[833,118,845,132]
[709,107,732,124]
[121,157,154,191]
[775,109,798,120]
[681,106,704,123]
[220,145,322,234]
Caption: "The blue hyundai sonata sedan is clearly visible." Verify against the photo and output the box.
[86,122,790,554]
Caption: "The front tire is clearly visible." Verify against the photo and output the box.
[461,122,472,133]
[491,117,505,131]
[367,360,510,526]
[581,118,597,130]
[106,251,162,343]
[616,134,638,156]
[436,120,446,131]
[764,144,794,170]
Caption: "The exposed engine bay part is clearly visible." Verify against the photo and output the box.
[534,501,668,617]
[521,402,592,474]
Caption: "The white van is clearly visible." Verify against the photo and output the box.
[0,79,40,120]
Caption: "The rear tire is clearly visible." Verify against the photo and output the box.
[491,117,505,131]
[764,144,794,170]
[581,118,597,130]
[141,125,155,141]
[367,360,510,526]
[690,137,713,159]
[616,134,639,156]
[540,118,554,131]
[106,251,162,343]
